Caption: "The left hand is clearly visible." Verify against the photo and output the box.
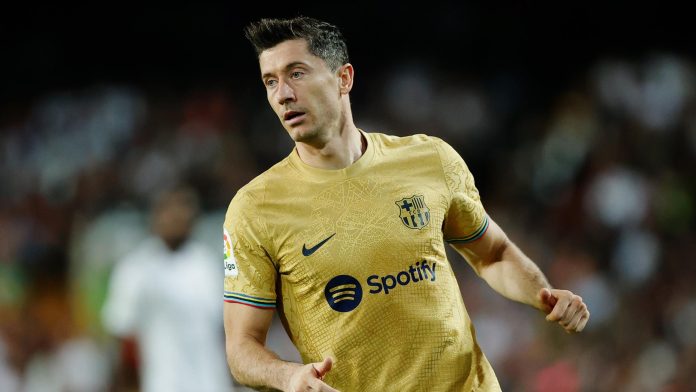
[539,288,590,333]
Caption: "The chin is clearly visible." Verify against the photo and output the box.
[289,126,320,143]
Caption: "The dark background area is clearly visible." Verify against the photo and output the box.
[2,3,693,104]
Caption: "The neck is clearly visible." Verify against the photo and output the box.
[295,121,365,170]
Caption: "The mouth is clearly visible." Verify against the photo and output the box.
[283,110,306,125]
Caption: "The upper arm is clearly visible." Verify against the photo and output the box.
[436,139,488,243]
[449,217,508,274]
[223,193,278,308]
[223,193,279,349]
[224,302,275,346]
[435,138,498,271]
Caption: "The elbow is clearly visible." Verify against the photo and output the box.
[494,237,512,263]
[225,340,246,385]
[482,237,509,267]
[225,345,237,376]
[227,352,253,387]
[476,236,511,276]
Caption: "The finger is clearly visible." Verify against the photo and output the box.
[314,357,334,377]
[546,295,570,322]
[559,297,585,326]
[576,312,590,332]
[538,288,556,313]
[564,305,587,332]
[540,288,555,306]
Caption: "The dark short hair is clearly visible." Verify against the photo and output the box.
[244,16,349,71]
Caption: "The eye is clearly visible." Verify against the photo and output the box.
[265,79,278,88]
[291,71,304,79]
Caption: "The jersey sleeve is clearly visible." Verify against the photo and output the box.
[223,191,277,309]
[435,139,489,244]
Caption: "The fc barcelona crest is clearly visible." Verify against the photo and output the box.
[396,195,430,230]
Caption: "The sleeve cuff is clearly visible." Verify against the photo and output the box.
[445,215,489,244]
[223,291,276,308]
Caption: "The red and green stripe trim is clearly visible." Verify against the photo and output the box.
[446,216,489,244]
[223,291,276,308]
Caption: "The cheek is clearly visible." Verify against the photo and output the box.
[267,96,283,116]
[313,86,341,113]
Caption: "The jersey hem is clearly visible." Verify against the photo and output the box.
[223,291,276,308]
[223,299,276,309]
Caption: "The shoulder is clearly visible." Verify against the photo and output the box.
[369,132,441,149]
[368,131,453,161]
[227,157,293,213]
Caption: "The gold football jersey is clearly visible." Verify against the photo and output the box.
[224,132,501,391]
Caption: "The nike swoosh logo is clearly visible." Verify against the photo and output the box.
[302,233,336,256]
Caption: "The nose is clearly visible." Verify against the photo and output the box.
[276,80,296,105]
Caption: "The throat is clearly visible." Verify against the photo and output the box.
[296,128,365,170]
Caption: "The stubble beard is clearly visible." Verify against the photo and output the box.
[287,114,328,145]
[289,124,321,144]
[286,106,343,146]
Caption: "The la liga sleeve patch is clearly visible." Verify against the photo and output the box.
[223,228,238,277]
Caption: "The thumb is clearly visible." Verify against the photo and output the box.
[539,288,556,313]
[313,357,334,377]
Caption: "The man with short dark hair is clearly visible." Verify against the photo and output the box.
[223,16,589,392]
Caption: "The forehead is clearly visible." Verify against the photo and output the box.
[258,39,325,74]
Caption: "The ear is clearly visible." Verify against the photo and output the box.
[337,63,354,95]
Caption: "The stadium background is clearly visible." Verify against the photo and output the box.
[1,3,695,391]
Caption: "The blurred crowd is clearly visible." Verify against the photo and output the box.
[1,51,695,391]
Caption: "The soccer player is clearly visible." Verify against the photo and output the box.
[223,16,590,391]
[103,187,232,392]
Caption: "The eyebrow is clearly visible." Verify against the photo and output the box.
[261,61,311,80]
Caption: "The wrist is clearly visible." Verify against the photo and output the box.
[280,361,304,392]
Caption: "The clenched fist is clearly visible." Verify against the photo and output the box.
[539,288,590,333]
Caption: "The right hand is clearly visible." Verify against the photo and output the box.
[287,357,339,392]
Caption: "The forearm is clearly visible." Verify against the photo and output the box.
[451,218,589,331]
[228,335,301,391]
[479,239,550,310]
